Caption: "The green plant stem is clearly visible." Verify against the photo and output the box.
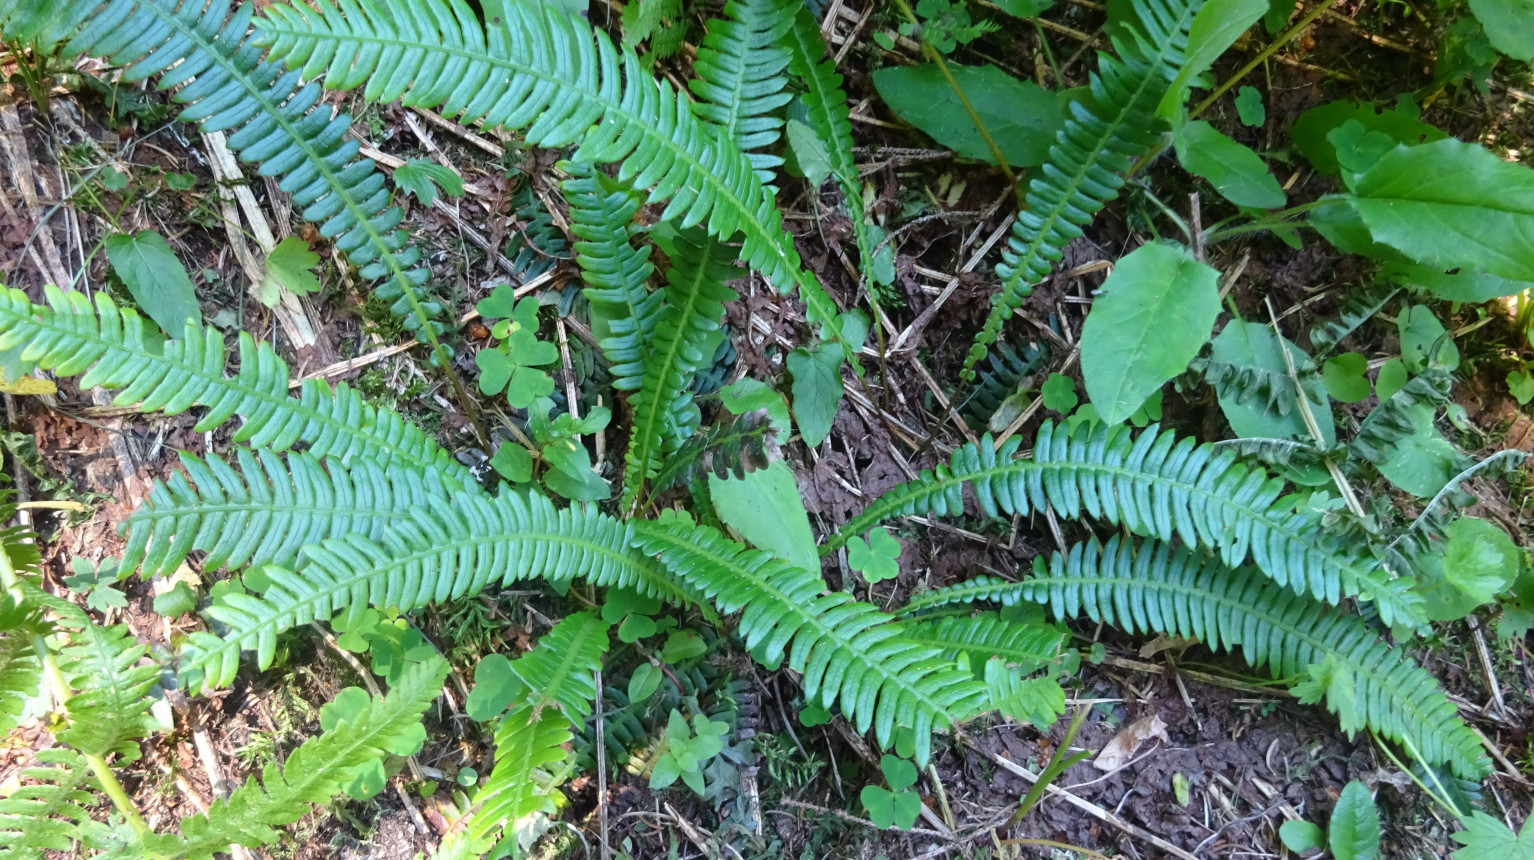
[1202,199,1331,245]
[888,0,1020,201]
[84,751,153,838]
[1009,703,1090,824]
[1190,0,1340,119]
[1374,730,1465,819]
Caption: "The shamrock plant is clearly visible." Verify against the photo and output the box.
[860,754,922,830]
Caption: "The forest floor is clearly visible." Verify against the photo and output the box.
[4,1,1534,858]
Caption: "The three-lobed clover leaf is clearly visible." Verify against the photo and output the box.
[847,527,902,584]
[1040,372,1078,414]
[860,754,922,830]
[474,292,558,409]
[465,653,529,721]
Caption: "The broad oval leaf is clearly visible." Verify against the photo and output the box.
[1328,781,1380,860]
[1174,120,1285,208]
[708,460,817,572]
[1291,100,1444,175]
[1157,0,1268,117]
[1081,243,1220,425]
[1352,138,1534,283]
[872,64,1062,167]
[1468,0,1534,61]
[103,230,201,334]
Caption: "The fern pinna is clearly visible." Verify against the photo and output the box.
[830,421,1421,628]
[963,0,1205,379]
[0,0,453,359]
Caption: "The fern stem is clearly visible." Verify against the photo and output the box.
[1189,0,1340,119]
[84,751,152,839]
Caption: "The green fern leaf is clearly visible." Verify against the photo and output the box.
[0,595,42,736]
[1350,369,1455,465]
[650,409,775,494]
[122,449,456,579]
[140,657,449,859]
[0,0,451,356]
[563,164,661,394]
[51,608,160,761]
[0,749,111,857]
[0,286,470,491]
[253,0,846,337]
[181,489,690,691]
[623,230,741,506]
[691,0,795,182]
[506,611,609,727]
[632,518,987,765]
[898,612,1064,673]
[963,0,1205,379]
[829,421,1422,627]
[1019,537,1489,779]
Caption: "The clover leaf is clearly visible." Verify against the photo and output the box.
[847,527,901,584]
[860,754,922,829]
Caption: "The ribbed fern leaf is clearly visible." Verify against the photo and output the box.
[963,0,1204,378]
[1019,537,1489,779]
[0,0,450,354]
[0,286,471,491]
[0,749,110,858]
[140,657,449,859]
[253,0,846,336]
[622,230,741,507]
[829,421,1422,627]
[123,449,458,579]
[632,518,988,765]
[898,612,1064,674]
[563,164,660,394]
[650,410,774,494]
[0,595,42,736]
[181,489,689,691]
[51,606,160,762]
[457,613,607,851]
[1350,370,1457,466]
[691,0,794,182]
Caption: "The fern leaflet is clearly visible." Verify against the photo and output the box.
[1018,537,1489,779]
[0,594,41,736]
[964,0,1204,378]
[50,603,160,762]
[691,0,794,182]
[0,749,110,857]
[632,517,987,765]
[829,421,1422,627]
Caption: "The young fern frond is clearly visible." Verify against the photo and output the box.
[0,749,110,857]
[563,165,661,393]
[963,0,1204,379]
[253,0,846,339]
[1193,345,1321,418]
[180,489,689,692]
[1020,537,1489,780]
[1350,370,1458,465]
[123,449,459,579]
[622,230,741,506]
[0,287,471,491]
[48,600,160,762]
[1309,285,1397,357]
[649,410,774,494]
[828,421,1422,627]
[691,0,794,182]
[139,658,449,860]
[457,613,607,853]
[632,518,988,765]
[0,0,450,354]
[0,595,42,736]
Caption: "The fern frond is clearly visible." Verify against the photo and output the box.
[963,0,1204,379]
[1019,537,1489,779]
[47,605,159,762]
[1350,370,1456,465]
[632,518,988,765]
[123,449,459,579]
[963,340,1049,429]
[141,657,449,859]
[563,164,660,393]
[1309,285,1396,357]
[181,490,688,691]
[457,613,608,851]
[828,421,1422,627]
[1193,342,1320,418]
[0,287,471,490]
[650,410,774,494]
[982,658,1066,727]
[0,749,109,858]
[253,0,846,336]
[0,595,42,736]
[898,612,1064,673]
[0,0,450,354]
[623,230,741,507]
[902,575,1028,615]
[691,0,794,182]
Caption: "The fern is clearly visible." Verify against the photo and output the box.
[46,600,160,762]
[0,0,450,355]
[1350,369,1457,465]
[0,287,472,490]
[650,410,774,494]
[123,449,460,579]
[0,594,41,735]
[622,230,741,506]
[828,421,1422,627]
[1309,285,1397,357]
[0,749,111,858]
[897,612,1064,673]
[563,164,661,394]
[691,0,794,183]
[139,657,449,859]
[180,488,685,691]
[1192,339,1321,418]
[963,340,1049,429]
[963,0,1204,378]
[457,613,607,852]
[1015,537,1489,780]
[253,0,847,337]
[632,518,987,764]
